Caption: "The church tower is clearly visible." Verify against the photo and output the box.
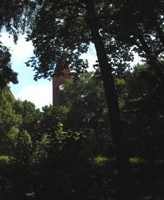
[52,56,71,106]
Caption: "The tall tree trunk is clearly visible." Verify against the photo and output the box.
[84,1,131,199]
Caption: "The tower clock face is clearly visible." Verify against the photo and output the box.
[59,84,64,91]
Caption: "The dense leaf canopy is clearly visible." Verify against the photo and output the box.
[0,43,18,88]
[0,1,164,199]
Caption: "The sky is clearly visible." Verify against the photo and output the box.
[0,33,97,109]
[0,33,141,109]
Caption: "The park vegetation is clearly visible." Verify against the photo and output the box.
[0,0,164,200]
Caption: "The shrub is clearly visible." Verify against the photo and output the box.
[130,157,144,165]
[91,155,109,166]
[0,155,12,169]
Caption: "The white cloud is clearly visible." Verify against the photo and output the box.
[80,44,97,71]
[0,33,14,47]
[131,53,142,66]
[0,32,33,61]
[0,33,52,109]
[12,37,33,61]
[80,53,97,71]
[17,84,52,109]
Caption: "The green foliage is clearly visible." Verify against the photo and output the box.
[0,155,13,172]
[25,0,90,79]
[0,88,21,154]
[25,192,35,200]
[130,157,144,165]
[0,155,12,165]
[63,72,112,155]
[55,105,70,122]
[32,134,51,164]
[0,1,163,199]
[0,44,18,88]
[11,130,33,165]
[55,122,67,142]
[1,66,164,199]
[0,0,36,88]
[13,100,42,139]
[0,0,35,39]
[91,155,109,166]
[119,64,164,160]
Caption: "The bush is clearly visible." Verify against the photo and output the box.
[91,155,109,166]
[130,157,144,165]
[0,155,12,168]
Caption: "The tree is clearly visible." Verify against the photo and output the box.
[104,0,164,85]
[0,43,18,88]
[13,100,42,140]
[64,72,112,154]
[0,0,36,87]
[25,1,132,199]
[0,0,35,40]
[0,87,21,154]
[120,64,164,161]
[0,96,43,199]
[2,1,163,199]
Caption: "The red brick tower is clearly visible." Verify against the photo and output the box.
[52,56,71,106]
